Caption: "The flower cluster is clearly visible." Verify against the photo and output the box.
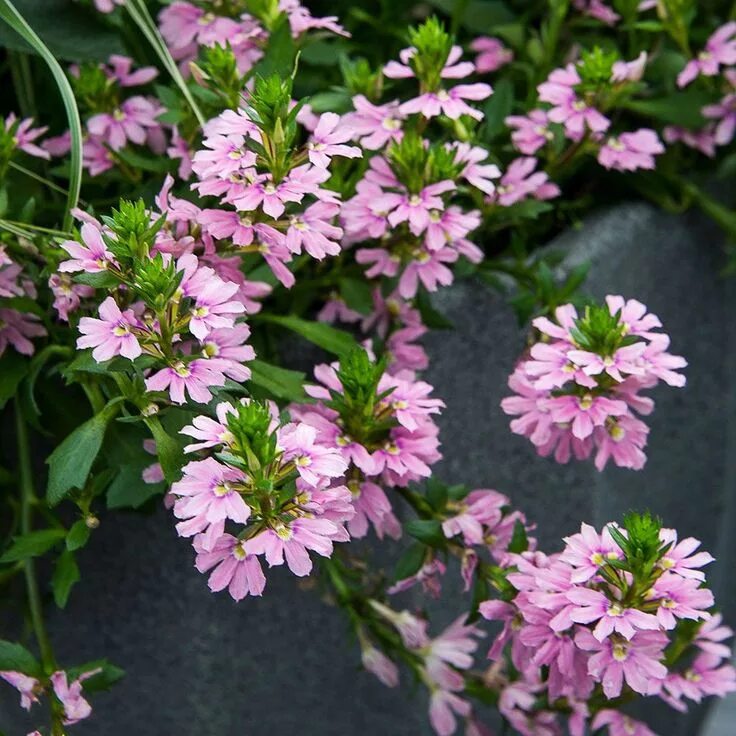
[0,113,50,174]
[502,295,686,470]
[191,74,359,287]
[58,199,254,405]
[291,348,443,538]
[171,398,352,598]
[479,513,735,735]
[0,666,101,731]
[0,244,46,357]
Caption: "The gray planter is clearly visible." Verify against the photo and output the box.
[2,202,734,735]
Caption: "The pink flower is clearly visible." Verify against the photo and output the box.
[361,645,399,687]
[388,558,446,598]
[647,573,714,630]
[664,125,717,157]
[592,414,650,471]
[83,136,115,176]
[4,114,49,159]
[77,297,142,362]
[678,22,736,87]
[50,668,101,725]
[575,629,668,698]
[506,110,554,154]
[0,309,46,356]
[398,247,457,298]
[657,528,714,580]
[567,342,646,381]
[49,274,94,322]
[560,522,623,583]
[200,325,255,383]
[348,481,401,540]
[401,84,493,120]
[612,52,648,83]
[247,517,341,576]
[172,458,250,543]
[425,616,483,691]
[281,0,348,38]
[451,143,501,194]
[105,54,158,87]
[145,359,226,404]
[346,96,404,149]
[523,342,597,391]
[388,181,456,235]
[59,222,115,273]
[429,690,471,736]
[307,112,361,168]
[285,201,343,259]
[194,533,266,600]
[492,157,560,206]
[87,96,162,151]
[187,279,245,341]
[573,0,620,25]
[664,653,736,707]
[279,423,348,486]
[0,671,40,711]
[598,129,665,171]
[557,587,660,640]
[592,710,657,736]
[93,0,125,11]
[545,393,628,440]
[231,177,303,218]
[470,36,513,73]
[703,88,736,146]
[384,45,475,80]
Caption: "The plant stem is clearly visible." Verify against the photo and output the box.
[15,400,55,672]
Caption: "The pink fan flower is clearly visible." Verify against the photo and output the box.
[0,309,46,357]
[523,341,597,390]
[172,457,250,543]
[557,587,660,640]
[87,96,162,151]
[93,0,125,11]
[247,517,341,577]
[398,247,457,298]
[307,112,361,168]
[612,52,648,83]
[4,113,49,159]
[50,668,101,725]
[678,22,736,87]
[361,645,399,687]
[424,616,483,691]
[231,177,303,218]
[544,393,628,440]
[285,201,343,259]
[567,342,646,381]
[657,528,714,580]
[384,44,475,80]
[401,84,492,120]
[59,222,115,274]
[200,325,255,383]
[470,36,513,73]
[194,533,266,600]
[48,274,94,322]
[492,157,560,206]
[105,54,158,87]
[187,280,245,341]
[598,129,665,171]
[703,86,736,147]
[592,710,657,736]
[647,573,714,630]
[573,0,620,25]
[592,414,650,471]
[663,653,736,707]
[145,359,226,404]
[664,125,717,157]
[387,181,456,235]
[279,422,348,486]
[560,522,623,583]
[77,297,142,362]
[575,629,668,698]
[348,481,401,540]
[0,671,40,711]
[346,95,404,149]
[506,110,554,154]
[429,690,471,736]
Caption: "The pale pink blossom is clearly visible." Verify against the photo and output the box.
[77,296,142,362]
[194,533,266,600]
[470,37,512,73]
[678,22,736,87]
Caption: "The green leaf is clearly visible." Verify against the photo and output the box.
[416,290,453,329]
[107,465,163,510]
[248,359,307,402]
[143,415,183,484]
[624,90,713,128]
[507,520,529,554]
[0,350,29,409]
[260,315,359,357]
[426,478,448,512]
[394,542,426,581]
[405,519,445,547]
[0,0,84,230]
[481,77,514,140]
[339,277,374,315]
[426,0,515,30]
[52,549,79,608]
[66,520,91,551]
[69,659,125,693]
[252,14,296,79]
[114,147,172,174]
[0,640,41,676]
[46,399,122,506]
[0,528,66,563]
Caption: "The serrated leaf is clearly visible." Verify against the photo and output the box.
[0,528,66,563]
[52,549,79,608]
[66,520,91,551]
[0,640,41,677]
[394,543,426,581]
[46,399,122,506]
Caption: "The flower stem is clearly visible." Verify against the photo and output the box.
[15,399,55,672]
